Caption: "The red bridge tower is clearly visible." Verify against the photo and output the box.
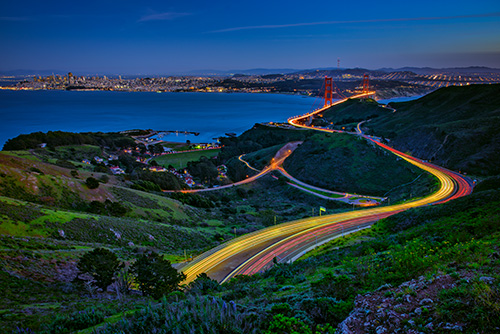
[324,76,333,107]
[362,74,370,94]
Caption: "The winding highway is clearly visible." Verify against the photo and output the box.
[178,92,474,284]
[163,142,300,193]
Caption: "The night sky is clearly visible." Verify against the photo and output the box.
[1,0,499,74]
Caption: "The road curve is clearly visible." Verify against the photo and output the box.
[221,93,473,281]
[222,142,471,281]
[163,141,300,193]
[178,92,473,284]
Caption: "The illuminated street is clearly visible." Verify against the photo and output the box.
[179,93,473,284]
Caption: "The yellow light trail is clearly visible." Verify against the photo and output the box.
[178,92,472,284]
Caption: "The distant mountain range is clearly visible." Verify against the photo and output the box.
[1,66,499,77]
[175,66,500,76]
[377,66,500,75]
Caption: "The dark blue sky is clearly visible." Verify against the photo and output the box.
[1,0,499,74]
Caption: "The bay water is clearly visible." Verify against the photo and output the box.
[0,90,318,148]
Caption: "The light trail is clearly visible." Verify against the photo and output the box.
[178,91,473,284]
[223,145,465,280]
[238,154,260,172]
[163,142,300,193]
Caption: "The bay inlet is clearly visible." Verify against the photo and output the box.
[0,90,317,148]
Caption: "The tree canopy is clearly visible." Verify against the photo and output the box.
[131,252,186,299]
[77,248,122,290]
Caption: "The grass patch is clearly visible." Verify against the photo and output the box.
[243,144,284,170]
[153,149,220,169]
[283,132,437,200]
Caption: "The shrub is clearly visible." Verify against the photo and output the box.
[264,314,312,334]
[187,273,221,295]
[97,296,258,333]
[437,277,500,331]
[99,175,109,183]
[42,307,105,334]
[77,248,122,290]
[55,159,76,169]
[169,192,215,208]
[85,177,99,189]
[311,273,358,301]
[131,252,186,299]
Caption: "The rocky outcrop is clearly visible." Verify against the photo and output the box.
[337,274,466,333]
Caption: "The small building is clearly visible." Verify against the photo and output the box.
[149,166,167,172]
[110,166,125,174]
[185,176,195,187]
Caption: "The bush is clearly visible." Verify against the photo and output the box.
[437,278,500,331]
[168,192,215,208]
[42,307,105,333]
[99,175,109,183]
[311,273,359,301]
[131,252,186,299]
[264,314,312,334]
[130,180,162,192]
[97,296,258,334]
[77,248,122,290]
[187,273,221,295]
[85,177,99,189]
[88,200,129,217]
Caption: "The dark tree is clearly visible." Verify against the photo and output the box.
[151,143,164,154]
[187,273,220,295]
[77,248,122,290]
[85,177,99,189]
[131,252,186,299]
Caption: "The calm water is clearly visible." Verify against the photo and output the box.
[0,90,318,148]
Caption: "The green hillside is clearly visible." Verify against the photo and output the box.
[153,149,220,169]
[219,123,315,161]
[86,184,500,334]
[283,132,437,199]
[368,84,500,175]
[318,98,391,129]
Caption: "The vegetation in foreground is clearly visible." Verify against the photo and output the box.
[81,182,500,334]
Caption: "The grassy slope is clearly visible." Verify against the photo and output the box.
[0,196,212,252]
[219,123,315,162]
[243,144,284,170]
[368,84,500,176]
[283,132,437,198]
[0,150,199,221]
[3,84,499,332]
[0,150,225,332]
[224,144,284,182]
[321,98,391,126]
[93,185,500,333]
[153,149,220,169]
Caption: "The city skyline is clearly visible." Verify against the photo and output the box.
[1,0,500,74]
